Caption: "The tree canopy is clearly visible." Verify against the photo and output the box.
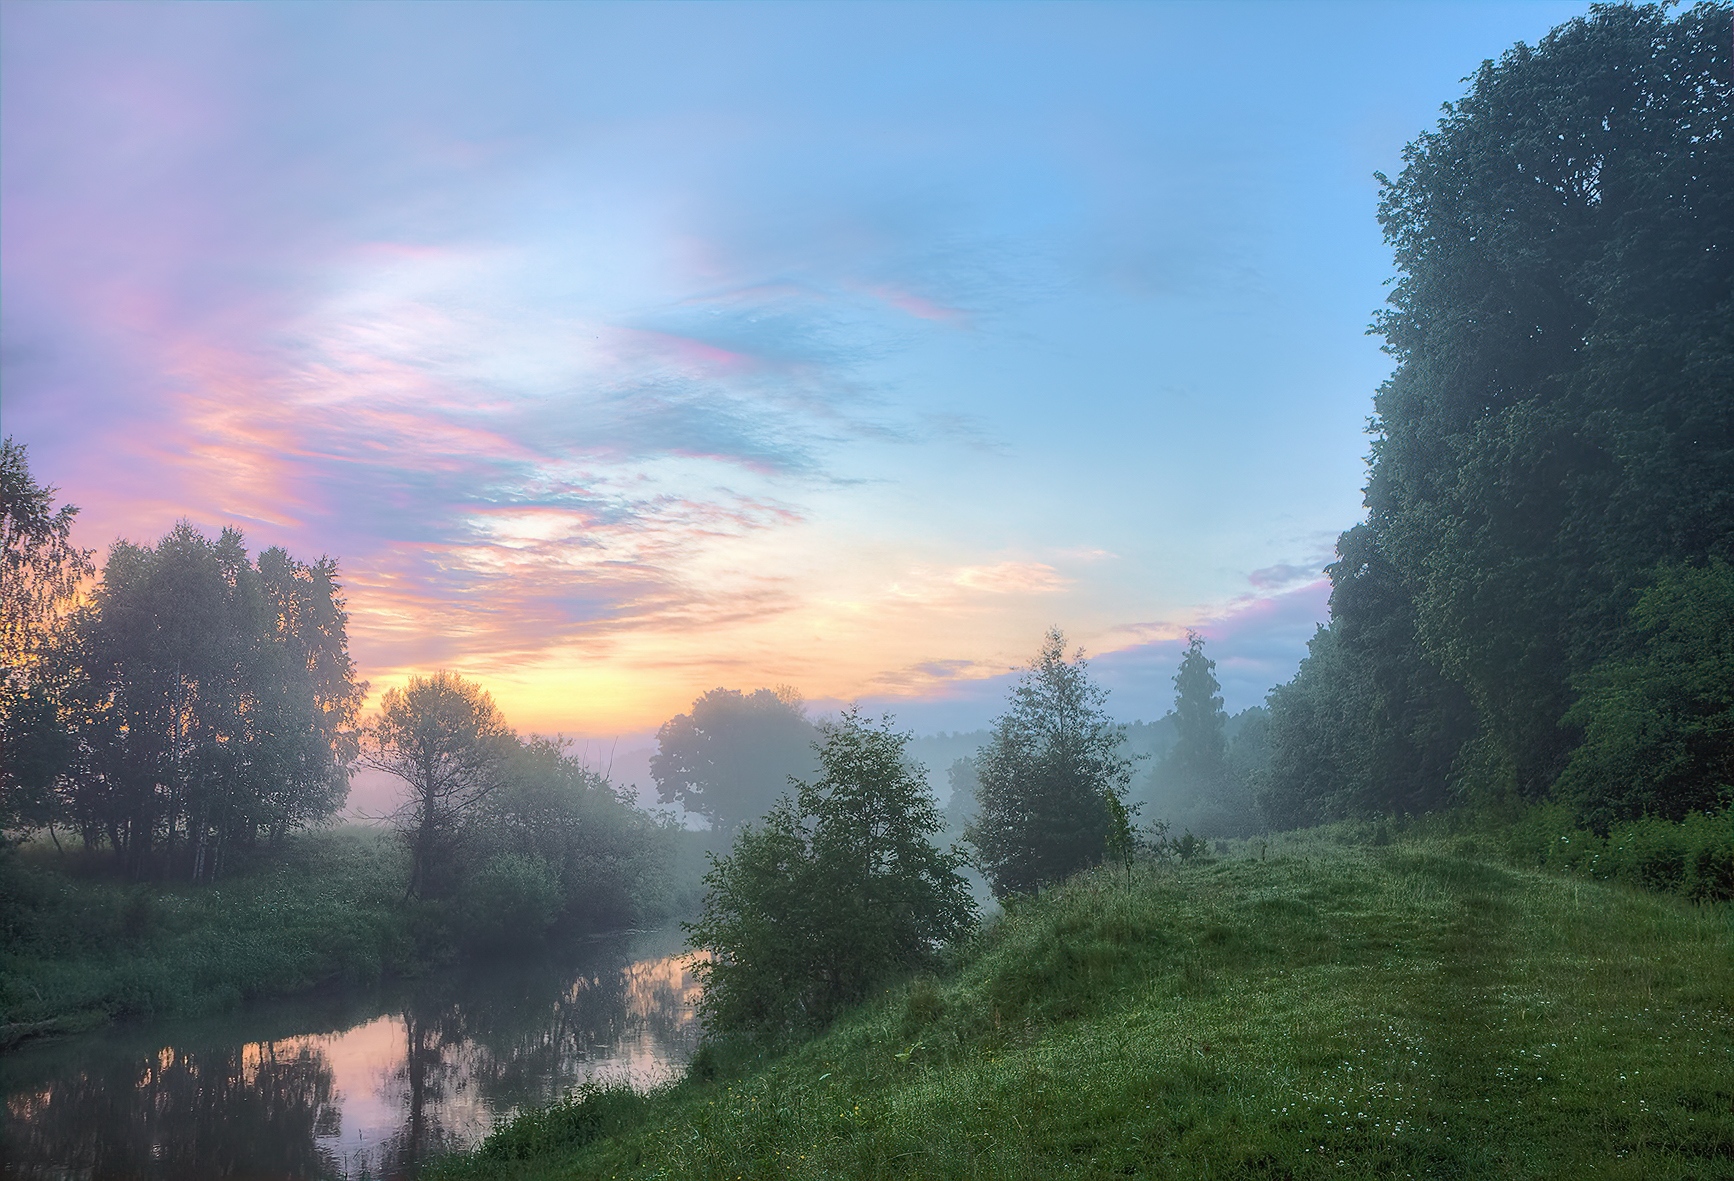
[50,523,363,878]
[366,671,513,900]
[1265,1,1733,828]
[688,708,974,1035]
[966,629,1133,897]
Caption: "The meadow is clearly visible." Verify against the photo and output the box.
[435,825,1734,1180]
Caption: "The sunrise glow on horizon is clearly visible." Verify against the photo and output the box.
[1,1,1590,740]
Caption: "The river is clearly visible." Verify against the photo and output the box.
[0,926,703,1179]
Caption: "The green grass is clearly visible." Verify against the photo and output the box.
[435,832,1734,1180]
[0,826,420,1045]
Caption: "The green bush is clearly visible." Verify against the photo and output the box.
[1557,561,1734,829]
[461,853,562,948]
[688,709,975,1036]
[1507,802,1734,902]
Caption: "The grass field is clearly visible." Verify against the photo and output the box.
[435,830,1734,1180]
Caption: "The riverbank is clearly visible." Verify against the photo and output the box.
[435,828,1734,1179]
[0,825,710,1050]
[0,828,421,1048]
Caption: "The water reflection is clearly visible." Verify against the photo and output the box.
[1,929,703,1179]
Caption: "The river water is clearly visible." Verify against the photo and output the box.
[0,926,703,1179]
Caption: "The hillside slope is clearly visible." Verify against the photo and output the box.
[438,834,1734,1180]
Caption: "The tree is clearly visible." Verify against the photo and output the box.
[1166,633,1227,788]
[1260,525,1476,827]
[650,686,819,831]
[0,439,93,836]
[1363,2,1733,796]
[966,628,1133,897]
[1556,561,1734,830]
[365,671,512,900]
[62,523,360,878]
[475,736,677,933]
[688,707,975,1035]
[1153,634,1263,837]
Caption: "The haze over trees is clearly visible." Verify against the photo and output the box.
[14,517,365,879]
[651,686,820,832]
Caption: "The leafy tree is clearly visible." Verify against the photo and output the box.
[966,629,1133,897]
[1163,633,1227,790]
[1363,2,1733,795]
[1261,525,1476,826]
[0,438,92,665]
[365,671,512,900]
[651,686,818,831]
[0,439,93,836]
[1556,561,1734,830]
[688,707,974,1035]
[1153,635,1264,837]
[62,523,360,878]
[475,736,677,932]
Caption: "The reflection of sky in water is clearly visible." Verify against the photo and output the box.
[1,938,705,1181]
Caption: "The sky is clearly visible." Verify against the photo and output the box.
[1,0,1591,744]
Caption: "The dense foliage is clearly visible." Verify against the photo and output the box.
[652,686,819,831]
[688,709,974,1035]
[0,440,95,835]
[1266,1,1734,827]
[18,521,365,879]
[966,629,1134,896]
[1554,560,1734,828]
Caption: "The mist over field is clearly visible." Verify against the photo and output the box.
[3,2,1731,1178]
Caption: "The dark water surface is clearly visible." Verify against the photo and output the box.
[1,927,702,1179]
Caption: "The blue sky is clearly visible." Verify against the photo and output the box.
[2,0,1590,737]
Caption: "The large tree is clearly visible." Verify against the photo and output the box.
[1363,1,1733,796]
[63,523,361,877]
[1266,3,1732,825]
[966,629,1133,897]
[0,440,93,836]
[366,671,513,900]
[650,686,819,831]
[688,708,974,1034]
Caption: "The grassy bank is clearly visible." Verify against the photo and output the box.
[436,831,1734,1180]
[0,827,420,1047]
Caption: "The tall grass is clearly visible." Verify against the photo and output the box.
[435,833,1734,1179]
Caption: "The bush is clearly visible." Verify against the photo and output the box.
[1557,561,1734,829]
[460,853,562,949]
[687,708,976,1036]
[1507,803,1734,902]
